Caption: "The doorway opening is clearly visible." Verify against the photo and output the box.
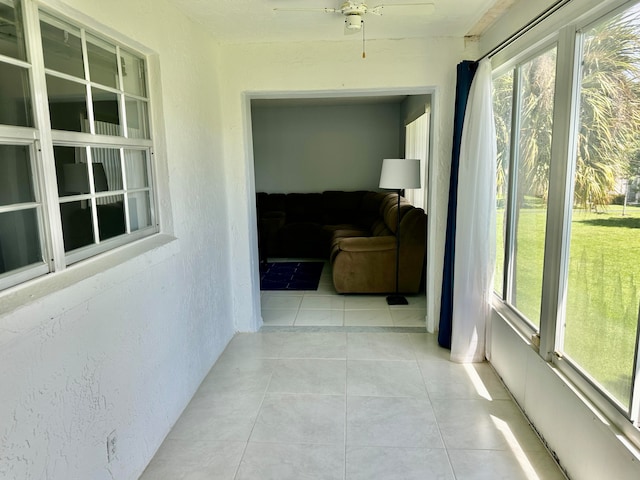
[246,89,436,330]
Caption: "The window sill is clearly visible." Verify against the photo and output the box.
[493,305,640,461]
[0,234,179,329]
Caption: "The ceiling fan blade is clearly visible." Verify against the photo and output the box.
[273,8,339,14]
[370,3,436,16]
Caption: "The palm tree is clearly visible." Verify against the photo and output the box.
[494,10,640,211]
[575,12,640,210]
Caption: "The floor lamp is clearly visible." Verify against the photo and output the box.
[379,158,421,305]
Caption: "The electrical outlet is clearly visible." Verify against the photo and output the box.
[106,430,117,463]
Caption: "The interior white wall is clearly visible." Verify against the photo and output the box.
[0,1,234,479]
[252,103,402,193]
[219,37,476,336]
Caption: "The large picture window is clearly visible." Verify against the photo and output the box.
[0,0,157,291]
[493,1,640,433]
[562,5,640,413]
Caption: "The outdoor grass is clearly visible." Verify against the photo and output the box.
[495,203,640,407]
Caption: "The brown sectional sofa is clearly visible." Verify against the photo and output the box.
[256,190,426,294]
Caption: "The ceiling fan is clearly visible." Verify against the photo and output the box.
[273,1,436,34]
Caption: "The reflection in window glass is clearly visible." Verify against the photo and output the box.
[511,48,557,327]
[97,194,125,240]
[40,14,84,78]
[0,145,34,205]
[120,49,147,97]
[563,7,640,409]
[86,34,118,89]
[92,87,121,135]
[128,191,152,231]
[0,1,26,60]
[0,209,42,274]
[124,150,148,189]
[91,148,123,191]
[46,75,87,132]
[0,63,32,127]
[125,98,150,139]
[54,146,89,196]
[493,70,514,297]
[60,201,94,251]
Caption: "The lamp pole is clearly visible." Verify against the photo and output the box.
[379,158,421,306]
[387,189,408,305]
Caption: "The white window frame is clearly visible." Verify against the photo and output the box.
[491,0,640,449]
[0,0,159,292]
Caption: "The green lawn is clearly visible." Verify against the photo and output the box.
[495,203,640,407]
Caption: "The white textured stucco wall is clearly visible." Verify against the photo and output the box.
[0,1,235,479]
[219,37,476,335]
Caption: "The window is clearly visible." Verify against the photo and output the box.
[494,47,558,328]
[404,112,429,210]
[561,5,640,414]
[0,1,157,291]
[493,1,640,433]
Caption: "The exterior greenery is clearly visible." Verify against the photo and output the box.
[493,8,640,408]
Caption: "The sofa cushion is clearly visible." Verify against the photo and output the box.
[285,193,323,223]
[322,190,365,225]
[381,194,414,234]
[278,222,325,258]
[359,192,387,229]
[257,193,286,217]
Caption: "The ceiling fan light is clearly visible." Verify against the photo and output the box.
[345,14,362,30]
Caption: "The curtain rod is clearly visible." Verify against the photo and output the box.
[477,0,573,62]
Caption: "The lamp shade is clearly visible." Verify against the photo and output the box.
[379,158,421,189]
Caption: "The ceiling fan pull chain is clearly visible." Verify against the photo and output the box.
[362,19,366,58]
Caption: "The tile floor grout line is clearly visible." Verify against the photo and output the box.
[416,347,459,479]
[344,330,349,480]
[231,356,274,480]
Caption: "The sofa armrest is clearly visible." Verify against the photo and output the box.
[337,235,396,252]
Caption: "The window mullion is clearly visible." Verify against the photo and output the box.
[80,29,97,137]
[538,28,580,362]
[22,0,66,272]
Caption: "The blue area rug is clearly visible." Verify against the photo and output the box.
[260,261,324,291]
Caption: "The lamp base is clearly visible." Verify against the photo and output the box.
[386,294,408,306]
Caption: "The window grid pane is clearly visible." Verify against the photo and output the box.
[39,14,84,78]
[0,62,33,127]
[0,0,27,61]
[0,142,44,276]
[86,33,118,89]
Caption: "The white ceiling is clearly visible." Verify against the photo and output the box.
[165,0,507,44]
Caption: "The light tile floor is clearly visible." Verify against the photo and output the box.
[259,261,428,328]
[139,261,566,480]
[140,332,565,480]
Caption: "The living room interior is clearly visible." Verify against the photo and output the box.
[2,0,640,479]
[250,93,433,319]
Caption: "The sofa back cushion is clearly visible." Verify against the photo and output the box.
[257,193,286,215]
[381,193,414,234]
[322,190,366,225]
[359,192,387,229]
[370,218,392,236]
[285,193,323,223]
